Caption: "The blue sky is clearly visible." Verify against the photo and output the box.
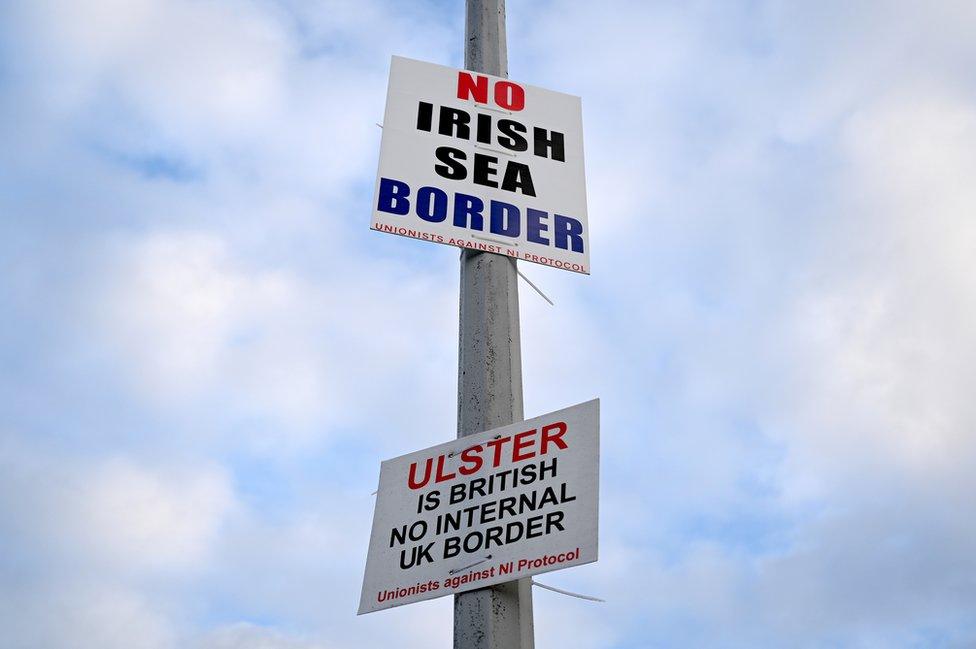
[2,0,976,647]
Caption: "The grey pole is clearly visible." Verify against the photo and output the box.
[455,1,534,648]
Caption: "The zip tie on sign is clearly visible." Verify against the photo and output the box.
[474,143,517,157]
[531,579,605,603]
[471,234,516,247]
[510,259,554,306]
[376,123,383,128]
[449,434,502,458]
[450,555,492,575]
[474,103,511,115]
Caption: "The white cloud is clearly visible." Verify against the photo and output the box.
[87,227,459,452]
[33,582,177,649]
[0,444,235,648]
[17,0,289,135]
[71,458,235,573]
[0,445,234,576]
[93,231,304,405]
[197,623,330,649]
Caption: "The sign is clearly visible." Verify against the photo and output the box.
[371,56,591,275]
[358,399,599,614]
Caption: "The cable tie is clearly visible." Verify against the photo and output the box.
[473,143,516,157]
[450,555,493,575]
[510,258,554,306]
[531,579,605,602]
[474,104,511,115]
[448,434,502,458]
[471,234,517,247]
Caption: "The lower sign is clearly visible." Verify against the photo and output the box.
[358,399,600,614]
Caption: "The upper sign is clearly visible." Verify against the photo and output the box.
[372,56,590,275]
[358,399,600,614]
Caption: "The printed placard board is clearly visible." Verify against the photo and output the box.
[358,399,600,614]
[372,55,590,275]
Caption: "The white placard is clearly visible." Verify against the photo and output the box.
[359,399,600,614]
[372,56,590,275]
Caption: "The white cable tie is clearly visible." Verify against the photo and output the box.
[510,259,554,306]
[531,579,605,602]
[473,143,517,157]
[376,123,383,128]
[449,434,501,458]
[450,555,492,575]
[474,104,511,115]
[370,490,377,496]
[471,234,517,247]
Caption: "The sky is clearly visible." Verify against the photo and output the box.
[2,0,976,647]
